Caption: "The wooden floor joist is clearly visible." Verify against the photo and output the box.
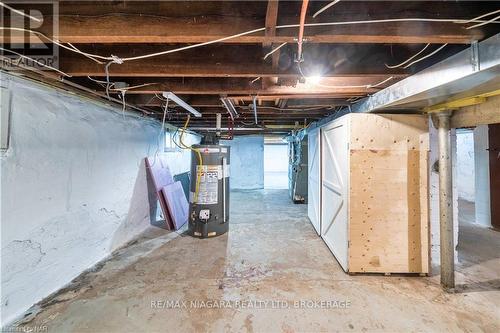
[1,0,499,131]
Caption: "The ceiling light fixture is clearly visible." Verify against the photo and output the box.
[307,75,322,85]
[162,92,201,117]
[220,97,239,120]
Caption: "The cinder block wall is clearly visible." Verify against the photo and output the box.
[0,74,196,325]
[221,135,264,190]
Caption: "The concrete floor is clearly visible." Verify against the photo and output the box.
[15,190,500,332]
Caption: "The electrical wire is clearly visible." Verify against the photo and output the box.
[155,93,170,102]
[147,95,171,169]
[463,8,500,24]
[402,44,448,68]
[0,47,72,77]
[171,127,184,150]
[119,91,126,120]
[178,115,203,203]
[87,76,109,85]
[0,27,112,63]
[263,42,287,60]
[385,43,430,68]
[239,120,256,126]
[160,95,169,136]
[67,42,105,64]
[297,62,392,89]
[313,0,341,18]
[104,61,114,100]
[467,14,500,29]
[315,76,394,89]
[238,105,334,112]
[1,12,499,63]
[0,1,42,22]
[110,83,158,92]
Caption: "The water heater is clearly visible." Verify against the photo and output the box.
[188,144,230,238]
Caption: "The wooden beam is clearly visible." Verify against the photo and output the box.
[109,85,379,95]
[81,76,396,95]
[149,107,333,115]
[451,94,500,128]
[264,0,279,48]
[59,44,410,78]
[3,14,483,45]
[166,119,318,125]
[128,94,351,107]
[56,43,413,78]
[127,95,223,107]
[229,93,368,101]
[263,0,280,88]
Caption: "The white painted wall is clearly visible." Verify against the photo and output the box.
[474,125,491,227]
[0,74,197,326]
[221,135,264,190]
[456,130,475,202]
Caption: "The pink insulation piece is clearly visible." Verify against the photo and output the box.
[146,156,174,191]
[162,181,189,230]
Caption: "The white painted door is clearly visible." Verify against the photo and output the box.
[321,119,349,271]
[307,128,321,235]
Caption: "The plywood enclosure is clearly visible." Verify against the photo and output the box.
[310,113,430,274]
[349,114,429,273]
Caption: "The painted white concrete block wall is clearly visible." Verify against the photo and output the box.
[474,125,491,227]
[0,74,196,325]
[456,130,475,202]
[429,121,459,264]
[221,136,264,190]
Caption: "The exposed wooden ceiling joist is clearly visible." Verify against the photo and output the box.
[4,16,483,45]
[82,76,397,95]
[58,44,412,78]
[2,1,499,134]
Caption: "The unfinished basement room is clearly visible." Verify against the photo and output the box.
[1,0,499,332]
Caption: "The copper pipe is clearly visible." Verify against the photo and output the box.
[297,0,310,61]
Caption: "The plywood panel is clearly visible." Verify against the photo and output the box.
[349,149,429,273]
[349,114,429,151]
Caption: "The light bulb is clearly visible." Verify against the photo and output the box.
[308,75,322,84]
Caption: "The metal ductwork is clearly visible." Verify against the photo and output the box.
[352,33,500,113]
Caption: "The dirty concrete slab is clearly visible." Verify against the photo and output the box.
[13,190,500,332]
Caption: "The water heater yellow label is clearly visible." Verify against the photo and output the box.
[195,165,219,204]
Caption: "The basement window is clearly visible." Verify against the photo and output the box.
[164,129,179,152]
